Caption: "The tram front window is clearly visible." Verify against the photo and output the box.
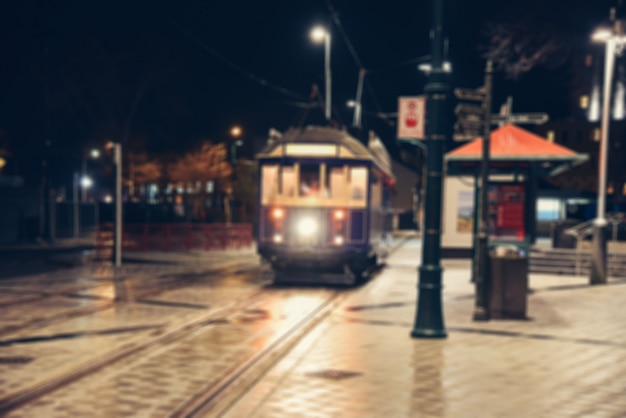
[300,164,321,197]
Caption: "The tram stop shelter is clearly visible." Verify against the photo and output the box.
[441,124,588,257]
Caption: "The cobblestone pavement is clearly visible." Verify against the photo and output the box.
[0,246,268,413]
[4,235,625,418]
[223,239,626,418]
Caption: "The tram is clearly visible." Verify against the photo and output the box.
[256,126,395,284]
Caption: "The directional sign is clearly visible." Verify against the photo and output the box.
[491,113,549,125]
[453,133,480,141]
[455,103,483,117]
[455,119,483,131]
[454,87,486,102]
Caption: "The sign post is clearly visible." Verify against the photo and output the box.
[397,96,426,140]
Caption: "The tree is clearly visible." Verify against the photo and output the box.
[232,160,258,222]
[126,151,163,201]
[167,142,232,221]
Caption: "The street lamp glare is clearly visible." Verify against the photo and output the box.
[592,28,613,42]
[90,149,101,159]
[346,100,357,108]
[80,175,93,188]
[310,26,327,43]
[230,126,242,138]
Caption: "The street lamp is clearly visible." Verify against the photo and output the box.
[106,141,123,268]
[228,126,243,223]
[590,16,626,284]
[310,25,332,121]
[411,0,448,339]
[81,148,100,202]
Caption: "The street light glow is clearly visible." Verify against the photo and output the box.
[592,28,613,42]
[80,175,93,188]
[310,26,327,43]
[230,125,242,138]
[310,25,332,121]
[90,149,101,159]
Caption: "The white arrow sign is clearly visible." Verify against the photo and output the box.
[491,113,549,125]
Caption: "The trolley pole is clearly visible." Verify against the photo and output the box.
[411,0,448,339]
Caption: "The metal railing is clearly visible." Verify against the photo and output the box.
[563,212,626,276]
[96,223,254,253]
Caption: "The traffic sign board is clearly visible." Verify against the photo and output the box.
[454,86,486,102]
[453,133,479,141]
[454,103,483,117]
[490,113,549,125]
[455,119,482,131]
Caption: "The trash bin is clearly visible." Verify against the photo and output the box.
[489,245,529,319]
[551,220,578,249]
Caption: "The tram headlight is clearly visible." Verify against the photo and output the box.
[272,207,284,220]
[273,233,283,243]
[333,209,345,221]
[297,217,318,237]
[333,235,344,245]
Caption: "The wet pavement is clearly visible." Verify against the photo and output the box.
[223,239,626,418]
[1,234,626,417]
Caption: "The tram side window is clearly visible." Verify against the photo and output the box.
[326,166,345,199]
[349,167,367,202]
[261,165,278,202]
[280,165,295,197]
[300,163,321,197]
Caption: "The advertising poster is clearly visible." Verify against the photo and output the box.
[488,183,526,241]
[457,190,474,233]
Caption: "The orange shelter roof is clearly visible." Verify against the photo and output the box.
[445,124,588,176]
[447,124,580,160]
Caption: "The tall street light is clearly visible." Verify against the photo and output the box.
[590,17,626,284]
[228,125,243,223]
[411,0,448,339]
[310,25,332,121]
[106,142,123,268]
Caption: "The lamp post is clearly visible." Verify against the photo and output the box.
[81,148,100,202]
[590,17,626,284]
[106,142,123,268]
[310,25,332,121]
[228,125,243,224]
[411,0,448,339]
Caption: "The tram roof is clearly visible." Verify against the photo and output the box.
[257,126,394,178]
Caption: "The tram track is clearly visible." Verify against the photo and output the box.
[0,288,268,414]
[0,264,264,339]
[170,289,347,418]
[0,284,346,417]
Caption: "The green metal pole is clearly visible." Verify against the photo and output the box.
[411,0,448,339]
[473,60,493,321]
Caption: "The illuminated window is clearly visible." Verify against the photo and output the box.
[537,198,561,221]
[580,95,589,109]
[547,131,555,143]
[585,54,593,67]
[349,167,367,202]
[261,165,278,202]
[299,164,320,197]
[326,165,345,199]
[280,166,295,197]
[593,128,601,141]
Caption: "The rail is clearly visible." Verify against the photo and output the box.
[562,212,626,276]
[96,223,254,252]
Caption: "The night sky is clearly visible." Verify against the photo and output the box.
[0,0,619,186]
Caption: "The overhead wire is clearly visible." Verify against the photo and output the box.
[153,4,308,104]
[325,0,385,115]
